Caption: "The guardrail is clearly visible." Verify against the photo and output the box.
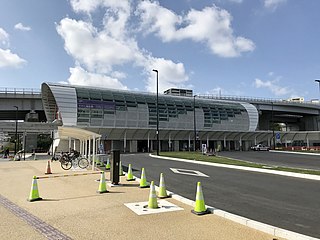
[198,94,320,106]
[0,87,41,95]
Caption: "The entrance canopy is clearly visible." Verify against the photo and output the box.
[54,126,102,171]
[57,126,101,141]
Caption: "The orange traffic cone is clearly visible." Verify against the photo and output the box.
[45,160,52,174]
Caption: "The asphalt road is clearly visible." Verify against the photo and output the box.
[218,151,320,171]
[121,153,320,239]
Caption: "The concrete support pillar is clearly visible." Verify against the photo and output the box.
[147,132,150,152]
[68,137,71,153]
[307,136,310,148]
[124,131,127,153]
[88,137,91,162]
[130,140,137,152]
[92,136,96,171]
[85,140,88,157]
[174,140,179,151]
[188,134,191,151]
[80,140,82,155]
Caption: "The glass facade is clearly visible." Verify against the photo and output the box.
[73,86,253,131]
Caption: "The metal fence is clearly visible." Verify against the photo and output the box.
[0,88,41,95]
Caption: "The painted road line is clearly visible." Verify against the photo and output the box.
[270,150,320,156]
[170,168,209,177]
[151,154,320,181]
[167,188,319,240]
[148,154,319,239]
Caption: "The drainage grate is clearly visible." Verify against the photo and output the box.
[0,194,72,240]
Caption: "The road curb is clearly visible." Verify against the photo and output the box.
[149,154,319,240]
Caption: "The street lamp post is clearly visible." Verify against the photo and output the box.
[271,102,276,150]
[14,106,18,155]
[315,80,320,100]
[193,95,197,152]
[152,69,159,156]
[315,80,320,131]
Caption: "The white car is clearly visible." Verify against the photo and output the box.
[251,144,270,151]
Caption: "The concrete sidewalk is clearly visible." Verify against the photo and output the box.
[0,160,283,240]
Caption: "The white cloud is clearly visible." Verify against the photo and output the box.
[111,71,126,79]
[254,77,292,96]
[228,0,243,3]
[144,56,188,92]
[0,49,26,68]
[68,66,128,89]
[0,28,9,47]
[136,2,255,57]
[0,27,26,68]
[14,23,31,31]
[57,1,189,92]
[70,0,130,15]
[59,0,254,92]
[56,18,137,73]
[264,0,287,10]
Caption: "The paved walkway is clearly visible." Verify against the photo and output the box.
[0,160,284,240]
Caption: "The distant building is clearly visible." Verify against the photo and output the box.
[164,88,193,97]
[287,97,304,103]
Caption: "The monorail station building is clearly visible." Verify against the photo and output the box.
[41,82,320,153]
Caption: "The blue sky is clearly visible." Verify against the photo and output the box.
[1,0,320,101]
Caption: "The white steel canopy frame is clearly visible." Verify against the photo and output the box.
[56,126,101,171]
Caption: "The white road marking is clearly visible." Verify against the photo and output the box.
[170,168,209,177]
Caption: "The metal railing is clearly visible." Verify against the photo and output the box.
[198,94,320,106]
[0,87,41,95]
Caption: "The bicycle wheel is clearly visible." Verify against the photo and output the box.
[77,157,89,169]
[60,155,72,170]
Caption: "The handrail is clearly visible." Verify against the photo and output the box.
[0,87,41,95]
[198,94,320,106]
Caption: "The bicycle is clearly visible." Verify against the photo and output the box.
[59,150,89,170]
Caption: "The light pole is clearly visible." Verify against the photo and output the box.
[14,106,18,155]
[271,102,276,150]
[315,80,320,131]
[193,95,197,152]
[315,80,320,101]
[152,69,159,156]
